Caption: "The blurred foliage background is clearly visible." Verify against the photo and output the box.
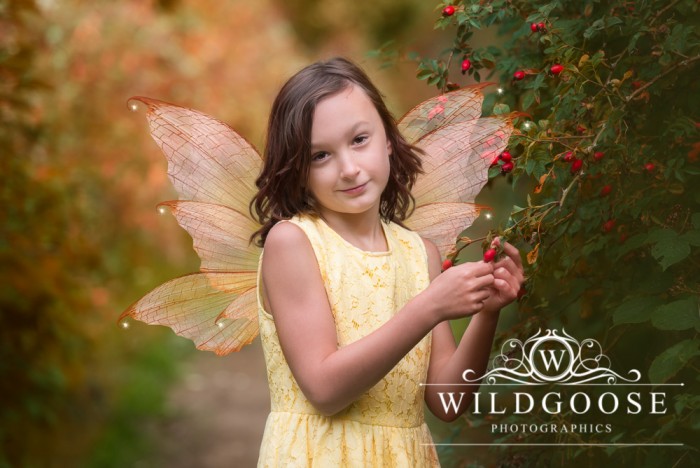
[0,0,447,466]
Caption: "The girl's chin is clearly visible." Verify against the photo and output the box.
[319,200,381,217]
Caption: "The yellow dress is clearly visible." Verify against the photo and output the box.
[256,213,440,467]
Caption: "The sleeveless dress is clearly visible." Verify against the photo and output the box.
[255,213,440,467]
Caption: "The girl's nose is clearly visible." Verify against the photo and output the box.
[339,152,360,179]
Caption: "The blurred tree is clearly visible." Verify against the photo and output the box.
[273,0,433,50]
[0,0,444,465]
[0,0,97,464]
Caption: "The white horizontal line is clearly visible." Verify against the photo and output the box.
[419,383,684,386]
[425,443,684,447]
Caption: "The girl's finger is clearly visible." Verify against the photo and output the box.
[472,273,495,290]
[494,257,522,283]
[495,267,521,293]
[501,241,523,268]
[495,249,525,283]
[473,289,490,302]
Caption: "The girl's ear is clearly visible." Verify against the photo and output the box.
[386,139,392,155]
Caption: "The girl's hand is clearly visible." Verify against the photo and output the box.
[482,237,525,313]
[423,260,495,322]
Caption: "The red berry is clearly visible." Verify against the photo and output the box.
[442,5,455,16]
[501,161,514,173]
[483,248,497,263]
[563,151,574,162]
[644,162,655,173]
[571,158,583,173]
[594,151,605,161]
[631,80,642,89]
[550,64,564,75]
[500,150,512,163]
[576,125,587,134]
[461,59,471,74]
[600,184,612,196]
[530,23,539,33]
[619,233,628,243]
[442,259,453,271]
[603,219,616,233]
[538,22,546,31]
[513,70,525,80]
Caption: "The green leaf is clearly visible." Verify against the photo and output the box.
[616,232,649,257]
[417,69,433,80]
[427,74,441,86]
[651,238,690,270]
[651,297,700,330]
[647,228,677,243]
[692,213,700,230]
[682,230,700,247]
[584,19,604,39]
[538,3,557,17]
[613,296,662,325]
[606,17,623,27]
[649,339,700,383]
[493,103,510,115]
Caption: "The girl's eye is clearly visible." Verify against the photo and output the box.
[353,135,368,145]
[312,152,329,162]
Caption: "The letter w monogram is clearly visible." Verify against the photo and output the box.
[539,349,566,371]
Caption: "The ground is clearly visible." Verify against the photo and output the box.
[148,339,270,468]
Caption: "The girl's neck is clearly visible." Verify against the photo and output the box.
[318,209,388,252]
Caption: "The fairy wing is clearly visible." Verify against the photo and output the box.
[399,85,513,255]
[120,98,262,355]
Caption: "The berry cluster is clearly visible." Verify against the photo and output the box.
[561,151,583,174]
[513,63,563,81]
[511,23,566,82]
[441,247,499,272]
[530,22,546,33]
[492,150,515,173]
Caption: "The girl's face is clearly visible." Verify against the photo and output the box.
[307,84,392,220]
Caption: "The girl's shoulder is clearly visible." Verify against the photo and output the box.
[264,216,312,251]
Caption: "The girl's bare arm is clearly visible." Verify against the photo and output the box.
[262,221,493,416]
[422,237,524,421]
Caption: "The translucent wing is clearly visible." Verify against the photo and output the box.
[398,83,491,145]
[158,200,261,273]
[120,98,262,354]
[120,273,258,355]
[128,96,262,215]
[400,85,513,255]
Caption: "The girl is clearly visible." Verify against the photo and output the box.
[250,57,524,467]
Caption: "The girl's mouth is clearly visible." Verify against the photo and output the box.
[340,182,368,194]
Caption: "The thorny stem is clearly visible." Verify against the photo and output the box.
[511,200,558,215]
[650,0,680,26]
[441,49,456,94]
[448,234,487,261]
[516,134,588,144]
[626,54,700,102]
[559,174,581,209]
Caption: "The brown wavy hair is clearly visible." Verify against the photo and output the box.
[250,57,424,247]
